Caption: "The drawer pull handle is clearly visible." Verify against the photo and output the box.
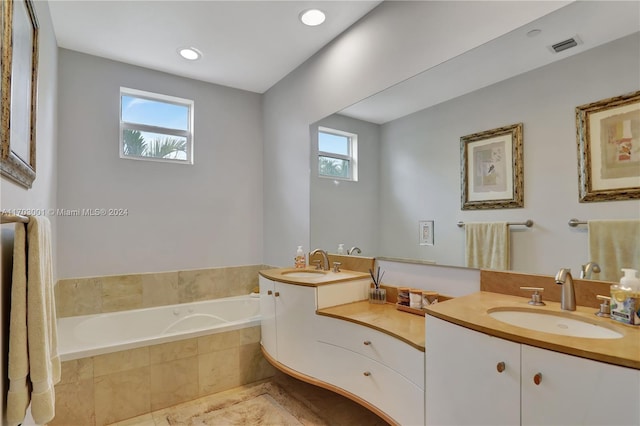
[363,341,371,346]
[496,362,505,373]
[533,373,542,385]
[274,292,280,297]
[363,371,371,377]
[267,290,273,295]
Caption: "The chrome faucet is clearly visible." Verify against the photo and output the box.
[555,268,576,311]
[311,248,330,271]
[580,261,601,279]
[347,246,361,255]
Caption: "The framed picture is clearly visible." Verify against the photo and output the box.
[419,220,434,246]
[576,91,640,202]
[460,123,523,210]
[1,0,38,189]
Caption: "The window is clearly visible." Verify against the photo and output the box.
[120,88,194,164]
[318,127,358,181]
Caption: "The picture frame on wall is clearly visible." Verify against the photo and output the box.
[460,123,523,210]
[576,90,640,202]
[419,220,434,246]
[1,0,39,189]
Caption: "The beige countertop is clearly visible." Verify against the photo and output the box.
[259,267,370,286]
[425,291,640,370]
[317,301,426,351]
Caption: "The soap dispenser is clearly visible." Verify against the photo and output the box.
[295,246,306,269]
[610,268,640,325]
[337,244,345,255]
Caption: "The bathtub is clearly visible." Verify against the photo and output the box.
[57,294,261,361]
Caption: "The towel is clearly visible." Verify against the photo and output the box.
[6,216,61,426]
[465,222,510,270]
[588,219,640,282]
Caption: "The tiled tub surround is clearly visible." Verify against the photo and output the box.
[50,326,276,426]
[55,264,268,317]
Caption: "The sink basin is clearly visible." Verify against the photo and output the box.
[488,308,623,339]
[281,270,327,278]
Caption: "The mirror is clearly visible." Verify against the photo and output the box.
[310,1,640,277]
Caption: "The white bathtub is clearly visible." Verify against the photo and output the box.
[57,294,261,361]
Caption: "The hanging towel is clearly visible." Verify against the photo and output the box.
[6,216,61,426]
[6,222,30,426]
[465,222,510,270]
[588,219,640,282]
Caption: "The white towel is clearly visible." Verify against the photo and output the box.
[588,219,640,282]
[465,222,510,270]
[6,216,61,426]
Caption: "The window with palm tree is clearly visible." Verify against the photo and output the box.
[120,88,193,164]
[318,127,358,181]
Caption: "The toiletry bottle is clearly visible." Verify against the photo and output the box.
[611,268,640,325]
[295,246,306,269]
[337,244,345,255]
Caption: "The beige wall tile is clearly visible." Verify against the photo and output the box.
[239,342,276,384]
[177,268,216,302]
[111,413,156,426]
[198,347,241,396]
[149,338,198,365]
[149,356,199,411]
[141,272,179,308]
[59,358,94,384]
[226,265,262,295]
[55,278,102,317]
[197,330,240,354]
[239,325,261,345]
[100,274,143,313]
[51,379,95,426]
[93,347,149,377]
[94,366,150,426]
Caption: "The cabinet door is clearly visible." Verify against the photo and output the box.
[426,316,520,426]
[274,282,318,374]
[258,276,277,358]
[522,345,640,426]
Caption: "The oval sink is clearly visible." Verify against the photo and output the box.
[488,309,623,339]
[281,271,326,278]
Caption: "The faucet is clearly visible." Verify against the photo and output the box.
[580,261,601,279]
[555,268,576,311]
[311,248,329,271]
[347,246,361,255]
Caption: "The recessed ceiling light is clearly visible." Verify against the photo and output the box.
[300,9,325,26]
[526,29,542,38]
[178,47,202,61]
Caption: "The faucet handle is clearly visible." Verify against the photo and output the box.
[520,287,545,306]
[332,262,342,273]
[595,295,611,318]
[312,260,322,270]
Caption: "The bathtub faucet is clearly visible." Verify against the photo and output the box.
[310,248,330,271]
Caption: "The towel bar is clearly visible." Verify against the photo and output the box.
[457,220,533,228]
[568,218,587,227]
[1,213,29,224]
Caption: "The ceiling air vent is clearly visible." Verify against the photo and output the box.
[549,35,582,53]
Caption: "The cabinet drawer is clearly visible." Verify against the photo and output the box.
[316,315,424,388]
[315,341,424,426]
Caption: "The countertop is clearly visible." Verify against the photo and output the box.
[425,291,640,370]
[317,301,426,351]
[259,268,370,286]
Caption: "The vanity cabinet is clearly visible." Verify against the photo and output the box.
[314,315,425,426]
[258,276,318,374]
[426,315,640,426]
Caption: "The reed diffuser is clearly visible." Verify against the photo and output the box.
[368,267,386,304]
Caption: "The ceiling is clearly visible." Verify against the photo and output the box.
[48,0,382,94]
[340,0,640,124]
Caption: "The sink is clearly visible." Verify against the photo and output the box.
[488,308,623,339]
[281,270,327,278]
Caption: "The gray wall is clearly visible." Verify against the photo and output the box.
[378,33,640,275]
[263,1,567,267]
[57,50,264,278]
[310,114,380,257]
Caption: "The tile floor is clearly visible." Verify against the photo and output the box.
[107,371,389,425]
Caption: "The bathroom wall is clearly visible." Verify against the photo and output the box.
[310,115,380,256]
[57,50,264,279]
[262,1,570,268]
[0,1,59,422]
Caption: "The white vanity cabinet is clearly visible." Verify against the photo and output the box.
[426,315,640,426]
[258,275,318,374]
[315,315,425,426]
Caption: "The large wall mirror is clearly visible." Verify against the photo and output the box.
[310,1,640,280]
